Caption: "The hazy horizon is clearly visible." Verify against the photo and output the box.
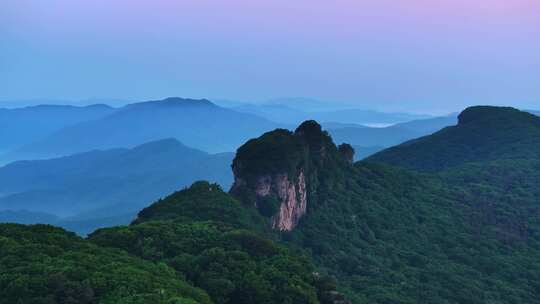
[2,0,539,114]
[1,96,539,116]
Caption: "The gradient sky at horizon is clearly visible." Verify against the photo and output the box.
[1,0,539,114]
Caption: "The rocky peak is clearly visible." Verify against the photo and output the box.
[294,120,334,161]
[230,120,352,231]
[294,120,325,142]
[338,144,355,165]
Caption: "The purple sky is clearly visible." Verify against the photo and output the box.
[1,0,539,113]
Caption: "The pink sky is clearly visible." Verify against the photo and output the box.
[2,0,539,113]
[6,1,539,38]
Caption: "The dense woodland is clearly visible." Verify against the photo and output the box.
[1,106,540,303]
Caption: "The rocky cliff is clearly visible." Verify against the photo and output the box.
[230,120,353,231]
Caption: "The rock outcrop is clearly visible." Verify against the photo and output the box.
[338,143,355,165]
[270,170,306,230]
[231,169,307,231]
[230,120,354,231]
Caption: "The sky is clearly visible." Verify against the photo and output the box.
[1,0,539,114]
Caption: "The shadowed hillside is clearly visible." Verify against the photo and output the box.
[368,106,540,171]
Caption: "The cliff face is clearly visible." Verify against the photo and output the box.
[248,170,307,231]
[231,165,308,231]
[271,170,306,230]
[231,160,307,231]
[230,120,353,231]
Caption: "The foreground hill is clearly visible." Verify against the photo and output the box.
[0,104,114,159]
[7,97,281,162]
[0,138,233,234]
[368,106,540,171]
[0,183,347,304]
[0,224,213,304]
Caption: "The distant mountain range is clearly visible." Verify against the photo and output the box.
[327,115,458,160]
[0,138,233,234]
[2,97,461,164]
[215,97,363,112]
[2,97,282,163]
[0,104,114,154]
[0,98,132,108]
[229,102,431,125]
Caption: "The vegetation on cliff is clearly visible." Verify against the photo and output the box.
[230,120,351,223]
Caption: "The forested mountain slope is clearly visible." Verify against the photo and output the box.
[368,106,540,171]
[0,224,212,304]
[89,181,348,304]
[2,106,540,304]
[227,110,540,303]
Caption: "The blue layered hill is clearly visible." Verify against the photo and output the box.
[0,104,114,154]
[0,138,233,234]
[4,97,282,162]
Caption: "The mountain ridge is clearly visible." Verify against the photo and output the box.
[0,103,115,159]
[0,138,234,234]
[368,106,540,171]
[6,97,282,162]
